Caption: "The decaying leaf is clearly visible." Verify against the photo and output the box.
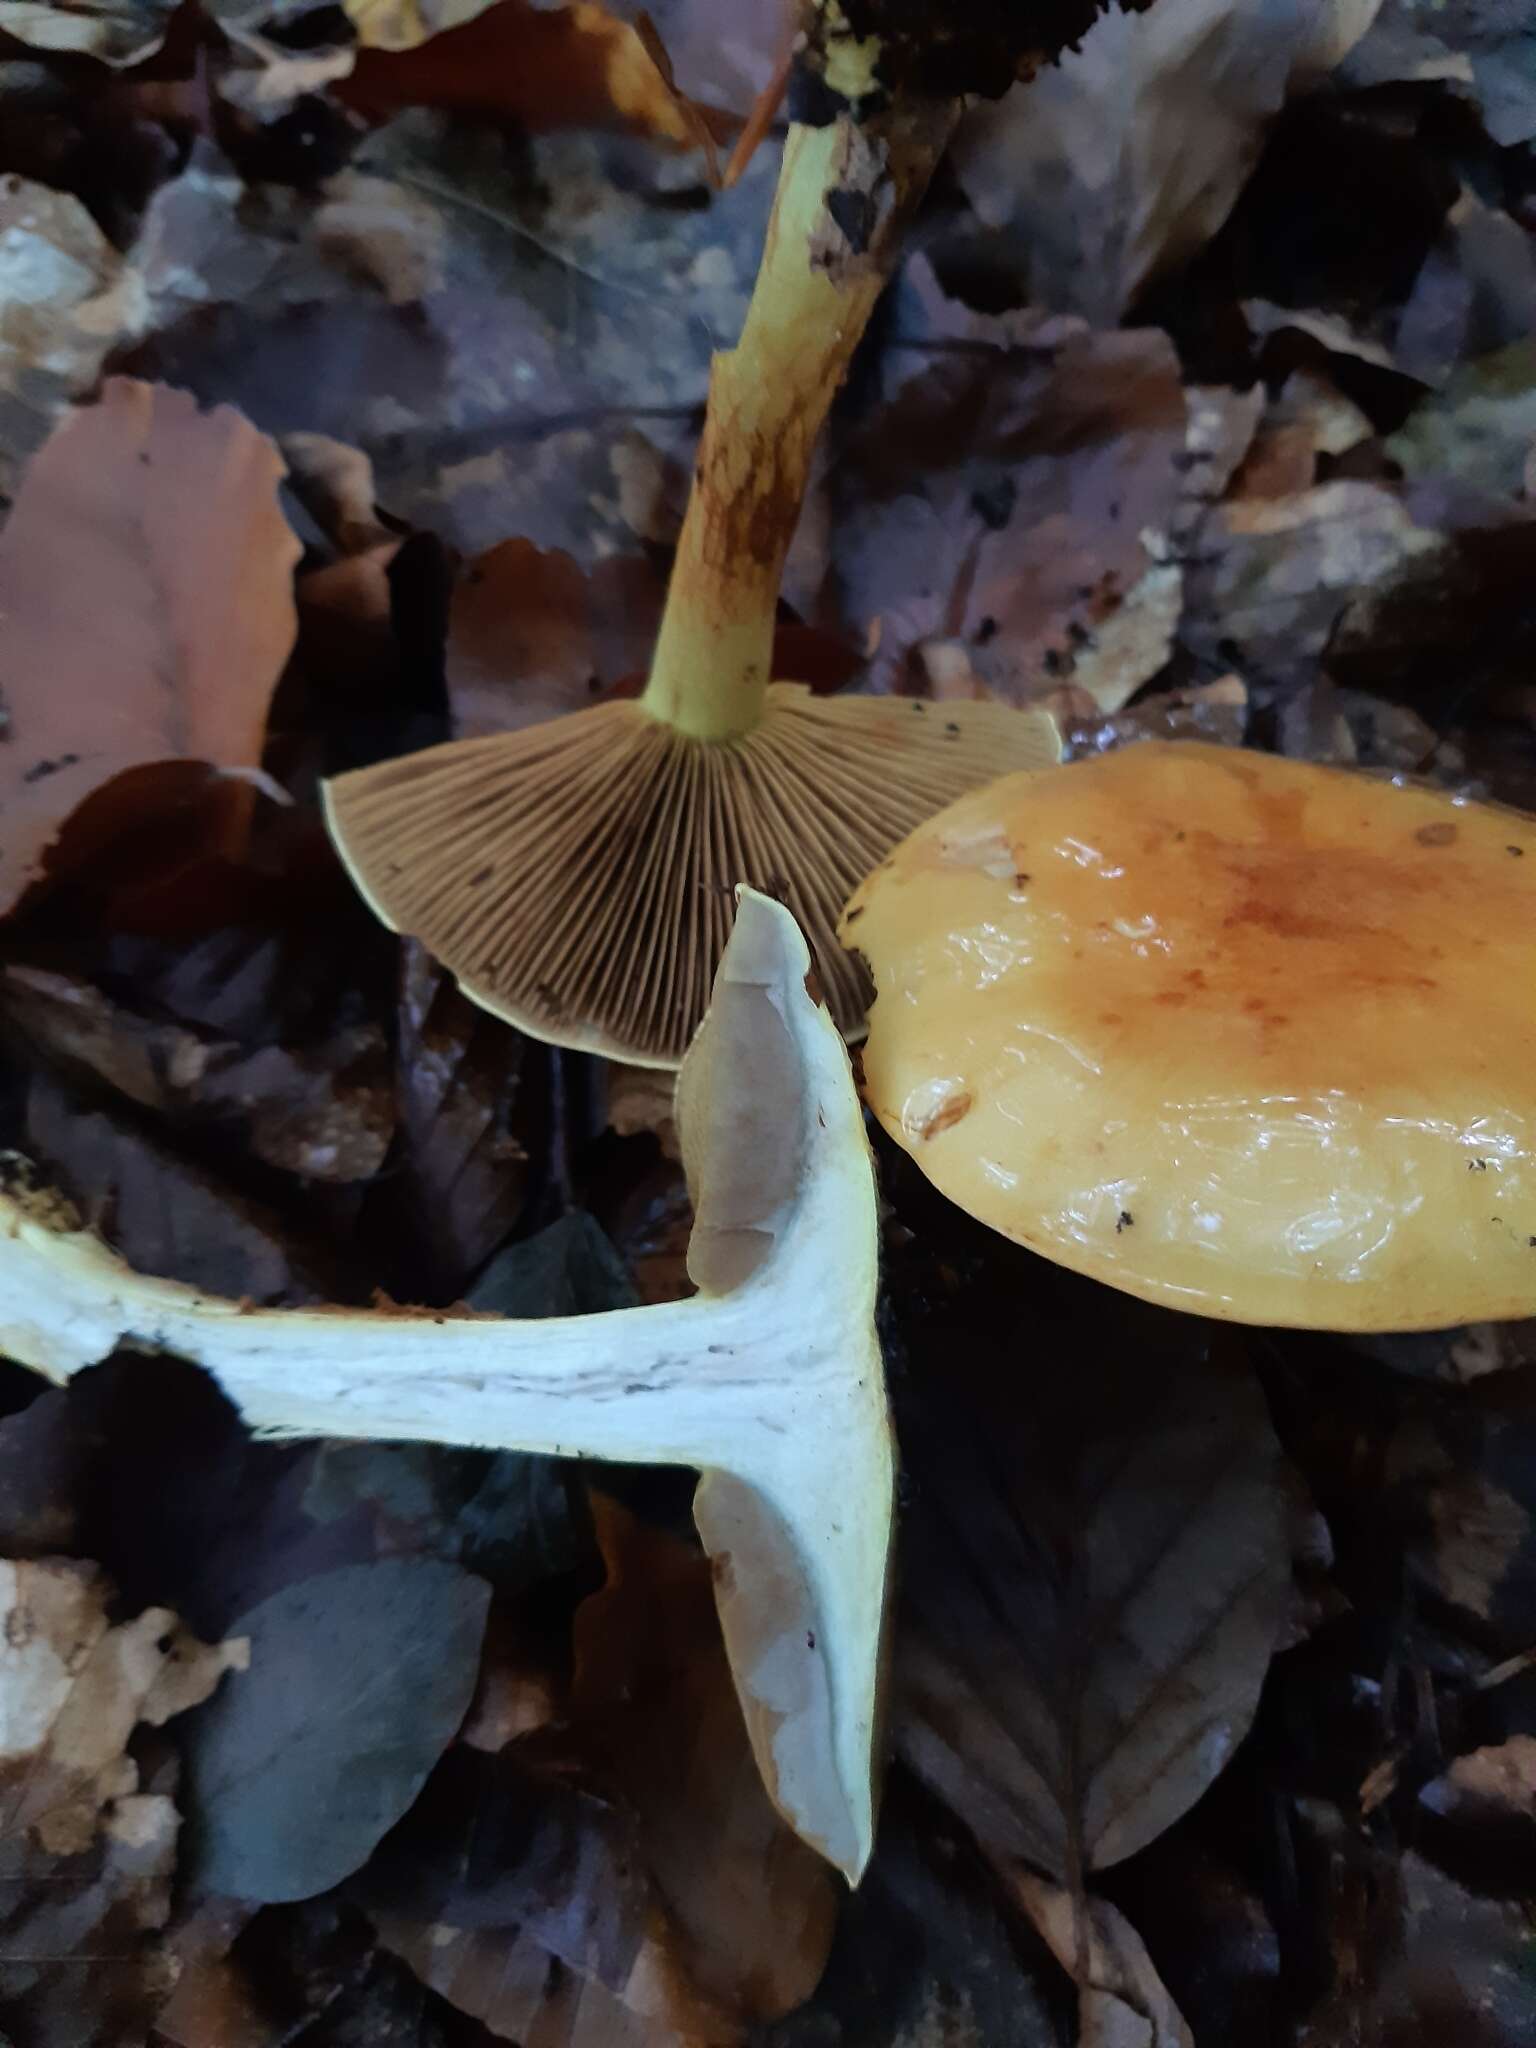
[0,1557,246,1849]
[2,964,395,1187]
[0,1557,244,2045]
[949,0,1385,322]
[1387,1374,1536,1649]
[1369,1851,1536,2045]
[897,1339,1291,1881]
[362,1743,704,2047]
[0,0,176,63]
[1420,1734,1536,1873]
[24,1072,342,1307]
[752,1775,1064,2047]
[1182,478,1446,692]
[1387,338,1536,497]
[344,0,523,54]
[0,175,146,496]
[1344,0,1536,147]
[0,380,301,918]
[1010,1870,1194,2048]
[123,125,770,558]
[446,539,663,737]
[179,1558,490,1903]
[570,1496,840,2027]
[339,0,724,146]
[832,321,1187,707]
[363,1493,838,2045]
[360,942,543,1304]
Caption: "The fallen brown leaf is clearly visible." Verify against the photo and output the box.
[362,1490,840,2045]
[896,1335,1291,1883]
[0,0,176,63]
[948,0,1381,323]
[0,176,144,497]
[830,321,1187,709]
[446,535,862,739]
[24,1071,343,1305]
[361,1739,713,2047]
[1009,1868,1193,2048]
[447,539,663,737]
[121,127,768,561]
[1,963,396,1186]
[0,379,301,918]
[1182,476,1446,693]
[1343,0,1536,148]
[358,941,543,1304]
[338,0,726,146]
[570,1494,840,2029]
[1388,1373,1536,1650]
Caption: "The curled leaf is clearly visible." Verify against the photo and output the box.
[0,380,301,917]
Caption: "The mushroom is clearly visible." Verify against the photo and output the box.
[322,104,1060,1068]
[840,740,1536,1331]
[0,891,890,1881]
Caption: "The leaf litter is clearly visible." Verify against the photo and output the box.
[1,0,1536,2041]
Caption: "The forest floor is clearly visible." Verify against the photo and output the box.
[1,2,1536,2044]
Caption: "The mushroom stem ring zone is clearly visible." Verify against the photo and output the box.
[0,892,893,1883]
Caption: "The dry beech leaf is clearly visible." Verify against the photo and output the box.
[896,1341,1290,1883]
[0,0,176,62]
[1421,1735,1536,1835]
[339,0,720,143]
[833,325,1187,709]
[342,0,501,52]
[571,1494,840,2029]
[371,1495,837,2044]
[447,539,664,737]
[0,379,301,918]
[949,0,1385,322]
[0,177,146,497]
[2,964,395,1188]
[445,537,861,744]
[0,1557,245,2044]
[1387,1376,1536,1648]
[25,1071,341,1307]
[179,1558,491,1904]
[1010,1870,1194,2048]
[363,1740,734,2048]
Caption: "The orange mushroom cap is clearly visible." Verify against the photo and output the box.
[841,741,1536,1331]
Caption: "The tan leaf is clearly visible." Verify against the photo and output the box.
[572,1494,840,2029]
[0,379,302,918]
[1010,1871,1193,2048]
[950,0,1385,322]
[897,1344,1290,1881]
[0,178,146,497]
[339,0,712,154]
[447,539,663,739]
[0,0,174,63]
[342,0,498,52]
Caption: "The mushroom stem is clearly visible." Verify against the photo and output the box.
[640,100,959,742]
[0,1239,832,1472]
[0,891,892,1883]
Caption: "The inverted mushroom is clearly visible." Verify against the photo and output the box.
[840,740,1536,1331]
[0,891,890,1881]
[322,102,1059,1068]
